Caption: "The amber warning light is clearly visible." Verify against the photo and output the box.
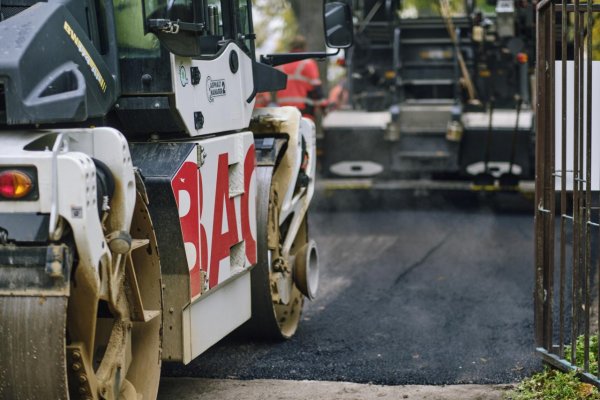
[0,170,34,199]
[517,53,529,65]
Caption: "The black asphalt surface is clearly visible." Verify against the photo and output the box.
[163,191,542,385]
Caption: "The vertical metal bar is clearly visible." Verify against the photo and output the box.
[508,97,523,174]
[594,4,600,374]
[572,0,581,365]
[584,2,600,377]
[576,0,588,350]
[484,98,495,175]
[584,0,593,372]
[535,0,550,348]
[546,0,557,353]
[559,0,568,360]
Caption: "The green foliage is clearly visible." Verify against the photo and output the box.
[252,0,297,52]
[276,6,298,52]
[591,9,600,60]
[508,368,600,400]
[400,0,496,17]
[510,336,600,400]
[566,335,600,376]
[401,0,464,18]
[476,0,495,14]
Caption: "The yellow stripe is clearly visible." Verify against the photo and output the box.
[63,21,107,93]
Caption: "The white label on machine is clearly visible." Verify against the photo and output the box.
[555,61,600,191]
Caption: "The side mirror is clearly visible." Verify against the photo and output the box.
[323,0,354,49]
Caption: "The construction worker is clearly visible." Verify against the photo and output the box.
[276,35,326,120]
[254,91,273,108]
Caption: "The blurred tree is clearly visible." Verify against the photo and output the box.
[252,0,296,53]
[252,1,329,86]
[591,3,600,60]
[276,7,298,52]
[288,1,325,50]
[401,0,464,17]
[288,0,328,89]
[475,0,495,13]
[285,1,328,133]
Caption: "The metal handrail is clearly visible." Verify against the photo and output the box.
[49,133,66,241]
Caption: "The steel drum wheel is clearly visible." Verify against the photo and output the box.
[66,192,162,400]
[0,192,162,400]
[244,166,307,340]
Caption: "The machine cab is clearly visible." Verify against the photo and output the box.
[113,0,353,137]
[113,0,258,137]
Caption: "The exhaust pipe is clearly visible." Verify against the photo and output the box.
[294,240,319,300]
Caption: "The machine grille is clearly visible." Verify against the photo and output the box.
[0,5,29,20]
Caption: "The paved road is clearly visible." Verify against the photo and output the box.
[163,191,541,385]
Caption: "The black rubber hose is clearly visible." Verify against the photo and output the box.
[93,158,115,216]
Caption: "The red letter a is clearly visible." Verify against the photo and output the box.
[209,153,239,288]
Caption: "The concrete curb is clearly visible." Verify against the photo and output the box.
[158,378,516,400]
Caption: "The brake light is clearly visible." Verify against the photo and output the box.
[0,170,34,199]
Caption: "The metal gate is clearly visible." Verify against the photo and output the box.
[535,0,600,383]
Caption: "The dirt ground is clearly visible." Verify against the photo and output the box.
[158,378,515,400]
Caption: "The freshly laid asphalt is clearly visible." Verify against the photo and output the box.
[163,190,542,386]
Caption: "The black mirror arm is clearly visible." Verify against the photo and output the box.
[147,19,206,34]
[260,49,340,67]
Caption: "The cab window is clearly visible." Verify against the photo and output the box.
[236,0,254,56]
[167,0,195,23]
[114,0,171,94]
[207,0,223,35]
[114,0,160,58]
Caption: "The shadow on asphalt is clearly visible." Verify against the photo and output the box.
[312,187,535,215]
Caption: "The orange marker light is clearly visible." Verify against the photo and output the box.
[517,53,529,64]
[0,170,33,199]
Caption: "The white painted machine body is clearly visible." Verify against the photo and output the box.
[172,43,256,136]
